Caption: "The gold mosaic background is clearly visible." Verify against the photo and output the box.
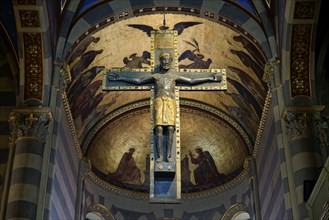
[68,13,266,142]
[68,13,267,192]
[87,108,248,185]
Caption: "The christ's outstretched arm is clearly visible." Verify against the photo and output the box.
[176,73,222,85]
[108,72,154,84]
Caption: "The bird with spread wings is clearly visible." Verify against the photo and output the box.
[127,21,203,37]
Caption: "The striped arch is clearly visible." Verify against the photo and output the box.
[85,203,116,220]
[59,0,273,60]
[274,0,323,219]
[314,5,329,105]
[280,0,320,102]
[12,0,54,105]
[0,21,19,219]
[221,203,250,220]
[4,1,58,219]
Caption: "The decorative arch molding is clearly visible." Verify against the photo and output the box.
[11,0,55,106]
[85,203,116,220]
[82,98,251,199]
[0,21,20,96]
[280,0,321,101]
[0,20,20,220]
[220,203,250,220]
[82,98,253,156]
[65,4,270,59]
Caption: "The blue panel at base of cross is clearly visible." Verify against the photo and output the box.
[154,166,176,197]
[154,162,176,172]
[150,130,179,202]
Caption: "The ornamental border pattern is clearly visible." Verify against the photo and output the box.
[87,169,249,200]
[19,10,40,27]
[180,99,253,152]
[221,203,249,220]
[85,203,116,220]
[66,7,266,63]
[81,99,150,153]
[82,99,251,199]
[17,0,36,5]
[294,1,315,19]
[23,32,44,101]
[290,24,312,97]
[253,90,272,158]
[61,92,83,159]
[82,99,253,154]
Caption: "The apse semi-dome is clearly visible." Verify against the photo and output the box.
[83,99,251,197]
[66,13,267,198]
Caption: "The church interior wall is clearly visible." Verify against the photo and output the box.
[49,103,80,220]
[82,175,252,220]
[0,62,13,211]
[0,0,328,219]
[0,29,18,218]
[307,156,329,220]
[255,105,287,219]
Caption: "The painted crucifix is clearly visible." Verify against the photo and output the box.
[103,29,227,201]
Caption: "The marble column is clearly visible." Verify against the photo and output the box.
[244,156,261,220]
[264,58,302,219]
[283,106,325,218]
[312,112,329,164]
[75,157,91,220]
[5,108,51,220]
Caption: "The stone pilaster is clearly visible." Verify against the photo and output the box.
[244,156,261,220]
[311,112,329,163]
[5,107,51,220]
[283,105,325,218]
[263,58,281,91]
[75,157,91,220]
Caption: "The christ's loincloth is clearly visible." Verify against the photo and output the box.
[154,96,176,126]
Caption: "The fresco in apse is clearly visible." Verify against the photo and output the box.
[65,14,267,143]
[87,107,249,193]
[64,13,267,193]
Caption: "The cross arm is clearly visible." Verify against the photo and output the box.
[176,73,222,85]
[108,72,154,84]
[103,68,154,91]
[176,69,227,90]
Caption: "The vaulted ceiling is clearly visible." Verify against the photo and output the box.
[60,0,273,196]
[0,0,276,197]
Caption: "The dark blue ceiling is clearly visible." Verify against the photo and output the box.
[0,0,17,51]
[77,0,258,16]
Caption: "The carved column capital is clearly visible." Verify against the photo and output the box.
[54,60,71,92]
[264,58,281,91]
[312,112,329,148]
[243,156,252,170]
[79,157,92,178]
[282,106,325,140]
[8,107,52,143]
[243,156,256,179]
[60,62,71,90]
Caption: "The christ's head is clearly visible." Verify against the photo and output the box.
[159,52,172,70]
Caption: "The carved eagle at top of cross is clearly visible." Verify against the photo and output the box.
[127,21,202,37]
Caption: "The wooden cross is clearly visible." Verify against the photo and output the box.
[103,30,227,202]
